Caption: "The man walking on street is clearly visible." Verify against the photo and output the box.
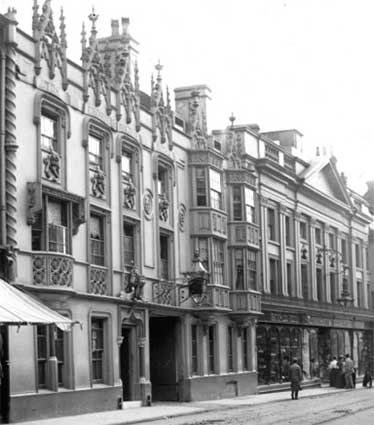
[289,358,302,400]
[344,353,354,389]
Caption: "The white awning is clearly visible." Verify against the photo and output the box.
[0,278,74,331]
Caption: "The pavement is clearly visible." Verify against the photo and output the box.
[17,385,360,425]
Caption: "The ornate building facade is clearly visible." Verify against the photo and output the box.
[0,1,373,423]
[0,2,262,422]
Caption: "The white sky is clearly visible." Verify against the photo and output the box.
[2,0,374,193]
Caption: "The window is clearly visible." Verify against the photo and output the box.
[121,152,132,181]
[356,280,363,307]
[91,318,104,383]
[287,262,293,297]
[234,249,244,289]
[341,239,347,264]
[233,186,242,221]
[37,325,66,389]
[285,216,293,247]
[32,196,70,254]
[227,326,234,372]
[329,233,335,250]
[247,250,257,290]
[196,167,207,206]
[300,221,308,240]
[191,324,198,375]
[355,243,362,268]
[214,140,221,151]
[209,169,222,209]
[269,258,279,295]
[197,238,209,271]
[242,328,248,371]
[41,114,58,152]
[315,227,322,245]
[158,165,168,196]
[160,234,170,279]
[89,135,103,170]
[330,272,337,303]
[208,325,215,374]
[90,214,105,266]
[213,239,224,285]
[267,208,277,241]
[245,188,255,223]
[316,268,323,301]
[123,222,135,265]
[301,264,309,299]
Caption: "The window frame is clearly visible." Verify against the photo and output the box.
[212,239,225,285]
[209,168,222,210]
[89,211,106,267]
[269,257,280,295]
[91,317,105,384]
[207,324,216,375]
[267,207,278,242]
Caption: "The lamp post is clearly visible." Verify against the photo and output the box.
[182,250,210,306]
[316,246,353,310]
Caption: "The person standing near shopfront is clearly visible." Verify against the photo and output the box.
[289,358,303,400]
[328,356,338,387]
[344,354,354,389]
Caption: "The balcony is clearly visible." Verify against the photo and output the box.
[32,252,73,287]
[230,289,262,314]
[228,222,260,248]
[190,209,227,238]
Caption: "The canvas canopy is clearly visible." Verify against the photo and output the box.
[0,278,73,331]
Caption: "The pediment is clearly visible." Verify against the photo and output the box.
[300,157,351,205]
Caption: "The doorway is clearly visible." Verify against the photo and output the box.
[149,317,178,401]
[0,326,9,424]
[120,327,135,402]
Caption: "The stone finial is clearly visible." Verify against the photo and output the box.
[111,19,119,36]
[122,17,130,35]
[229,113,236,128]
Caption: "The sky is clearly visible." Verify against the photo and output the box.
[2,0,374,193]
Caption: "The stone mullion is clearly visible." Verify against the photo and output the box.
[351,237,358,308]
[336,233,343,302]
[248,319,257,372]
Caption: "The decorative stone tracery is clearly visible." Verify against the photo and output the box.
[151,63,174,150]
[32,0,68,90]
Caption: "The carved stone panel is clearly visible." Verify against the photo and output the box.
[89,266,108,295]
[152,280,175,305]
[33,253,73,287]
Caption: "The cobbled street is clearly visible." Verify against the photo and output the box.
[147,389,374,425]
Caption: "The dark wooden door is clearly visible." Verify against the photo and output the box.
[150,317,178,401]
[120,328,132,401]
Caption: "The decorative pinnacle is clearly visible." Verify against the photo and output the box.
[229,113,236,128]
[155,60,163,83]
[88,7,98,29]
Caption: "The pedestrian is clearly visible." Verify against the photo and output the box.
[288,357,302,400]
[328,356,338,387]
[335,355,345,388]
[343,353,354,389]
[363,369,372,388]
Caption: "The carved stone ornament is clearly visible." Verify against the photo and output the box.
[26,182,42,225]
[81,10,111,113]
[32,0,68,90]
[178,203,186,232]
[90,266,108,295]
[226,129,242,169]
[33,253,73,287]
[189,90,207,149]
[123,178,136,209]
[159,194,169,222]
[151,63,174,150]
[43,149,61,182]
[143,190,153,220]
[91,166,105,198]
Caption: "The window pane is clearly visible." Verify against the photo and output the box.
[160,235,169,279]
[213,240,224,285]
[123,223,135,265]
[121,153,131,177]
[89,135,102,169]
[208,326,215,374]
[196,168,207,206]
[235,249,244,289]
[191,325,198,375]
[41,115,58,151]
[233,186,242,221]
[247,250,257,290]
[90,215,105,266]
[37,325,47,388]
[209,169,221,193]
[198,238,209,271]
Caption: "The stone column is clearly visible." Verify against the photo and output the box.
[279,204,287,296]
[362,242,368,309]
[324,225,331,303]
[294,211,302,298]
[260,196,270,293]
[310,218,317,301]
[248,319,257,372]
